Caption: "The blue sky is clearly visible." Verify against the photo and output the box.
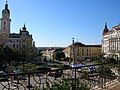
[0,0,120,47]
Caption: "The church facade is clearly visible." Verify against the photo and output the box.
[0,2,35,61]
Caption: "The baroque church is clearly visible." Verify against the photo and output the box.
[0,2,36,61]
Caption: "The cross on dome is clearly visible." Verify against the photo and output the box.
[5,1,8,9]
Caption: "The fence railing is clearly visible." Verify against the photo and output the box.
[0,64,118,90]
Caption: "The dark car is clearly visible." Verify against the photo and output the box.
[0,71,8,81]
[47,70,63,78]
[35,67,51,74]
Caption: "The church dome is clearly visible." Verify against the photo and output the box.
[2,3,10,14]
[2,8,10,14]
[2,2,10,19]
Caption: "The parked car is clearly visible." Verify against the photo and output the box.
[35,67,51,73]
[47,70,63,78]
[0,71,8,80]
[89,66,96,73]
[0,71,7,75]
[14,68,26,80]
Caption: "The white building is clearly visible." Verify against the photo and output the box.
[42,48,55,60]
[102,23,120,59]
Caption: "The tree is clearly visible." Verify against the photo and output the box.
[0,45,23,64]
[52,50,65,60]
[13,51,23,63]
[97,66,112,77]
[21,63,38,73]
[0,46,14,63]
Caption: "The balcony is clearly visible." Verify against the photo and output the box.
[0,64,118,90]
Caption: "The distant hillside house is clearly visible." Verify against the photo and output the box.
[0,2,36,61]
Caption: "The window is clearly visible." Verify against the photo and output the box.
[22,39,25,43]
[16,39,19,42]
[13,44,15,48]
[4,22,6,25]
[89,49,91,52]
[3,27,5,30]
[22,50,25,54]
[17,44,18,48]
[82,49,84,55]
[22,45,25,48]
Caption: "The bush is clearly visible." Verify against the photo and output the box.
[50,79,90,90]
[97,66,112,76]
[21,63,38,73]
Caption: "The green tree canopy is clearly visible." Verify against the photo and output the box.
[52,49,65,60]
[97,66,112,76]
[0,45,22,64]
[0,45,14,63]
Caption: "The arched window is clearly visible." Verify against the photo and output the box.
[4,22,6,25]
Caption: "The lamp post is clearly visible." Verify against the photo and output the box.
[71,38,77,90]
[72,38,76,64]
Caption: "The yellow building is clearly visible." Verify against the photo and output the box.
[64,40,102,62]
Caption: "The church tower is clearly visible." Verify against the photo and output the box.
[0,1,11,35]
[0,1,11,44]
